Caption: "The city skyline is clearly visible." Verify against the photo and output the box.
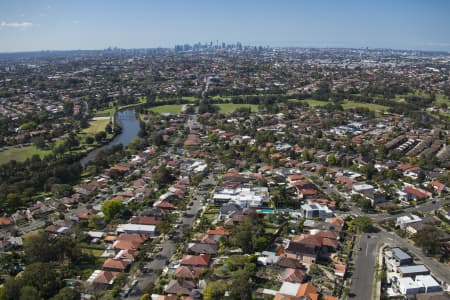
[1,0,450,53]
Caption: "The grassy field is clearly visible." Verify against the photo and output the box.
[342,100,388,112]
[212,93,292,101]
[435,93,450,106]
[0,145,51,164]
[181,96,198,102]
[215,103,259,114]
[82,117,110,134]
[94,107,116,117]
[302,99,329,107]
[149,104,182,114]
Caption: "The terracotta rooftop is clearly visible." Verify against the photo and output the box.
[102,258,130,271]
[180,254,211,267]
[206,226,231,236]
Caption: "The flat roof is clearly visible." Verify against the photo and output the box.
[398,265,429,274]
[117,224,156,232]
[398,276,420,288]
[391,247,412,261]
[415,275,441,288]
[279,282,301,296]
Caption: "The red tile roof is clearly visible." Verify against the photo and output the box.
[102,258,130,271]
[93,270,119,285]
[0,217,13,226]
[297,282,319,300]
[282,268,306,283]
[404,186,431,199]
[431,180,445,192]
[180,254,211,267]
[206,226,232,236]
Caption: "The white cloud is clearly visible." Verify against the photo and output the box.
[0,21,33,29]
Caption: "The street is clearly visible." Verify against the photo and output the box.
[128,173,216,299]
[349,234,378,299]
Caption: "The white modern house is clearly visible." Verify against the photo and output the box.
[351,183,375,194]
[300,203,333,219]
[213,186,270,208]
[396,214,422,230]
[395,275,441,295]
[116,224,156,236]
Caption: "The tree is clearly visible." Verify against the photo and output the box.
[88,214,104,229]
[105,123,113,134]
[19,286,40,300]
[20,263,60,299]
[24,232,59,263]
[229,269,252,299]
[139,294,150,300]
[203,281,227,300]
[157,219,172,238]
[413,225,443,256]
[348,216,373,233]
[151,133,164,146]
[1,276,23,300]
[50,287,80,300]
[32,136,46,149]
[51,184,73,198]
[85,136,94,144]
[95,131,107,143]
[361,162,377,180]
[63,100,74,116]
[356,198,372,213]
[153,166,175,187]
[327,154,337,166]
[101,199,124,222]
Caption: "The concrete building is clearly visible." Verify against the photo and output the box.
[397,277,422,295]
[116,224,156,236]
[398,265,430,278]
[300,203,333,219]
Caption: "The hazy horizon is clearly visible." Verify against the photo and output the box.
[1,0,450,53]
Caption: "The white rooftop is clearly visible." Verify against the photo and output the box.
[279,281,301,296]
[415,275,441,288]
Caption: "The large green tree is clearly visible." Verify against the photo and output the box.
[50,287,80,300]
[349,216,373,233]
[413,225,443,256]
[101,198,124,222]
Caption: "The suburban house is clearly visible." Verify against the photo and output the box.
[300,203,333,219]
[384,247,414,271]
[102,258,130,272]
[180,254,211,267]
[87,270,120,289]
[403,186,432,201]
[164,279,197,295]
[396,214,422,230]
[116,224,156,236]
[187,242,218,255]
[213,185,270,207]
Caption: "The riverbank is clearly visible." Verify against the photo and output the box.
[0,108,139,166]
[80,108,140,166]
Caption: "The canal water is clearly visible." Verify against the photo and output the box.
[80,109,140,166]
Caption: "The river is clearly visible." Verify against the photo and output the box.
[80,109,140,166]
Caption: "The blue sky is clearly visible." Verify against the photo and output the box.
[1,0,449,52]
